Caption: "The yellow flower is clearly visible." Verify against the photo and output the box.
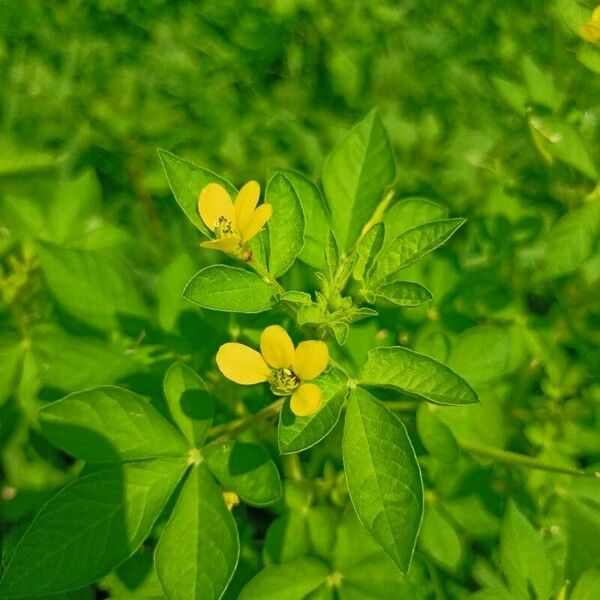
[581,5,600,43]
[197,181,272,256]
[216,325,329,417]
[222,491,240,511]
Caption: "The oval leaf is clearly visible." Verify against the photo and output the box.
[374,219,465,283]
[204,441,282,506]
[158,149,236,236]
[361,346,478,405]
[163,362,214,447]
[0,458,186,599]
[267,172,305,277]
[39,386,188,462]
[343,388,424,572]
[184,265,276,313]
[155,463,239,600]
[322,110,396,250]
[278,369,348,454]
[374,280,432,306]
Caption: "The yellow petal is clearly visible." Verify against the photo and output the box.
[239,203,272,242]
[581,21,600,42]
[290,383,322,417]
[216,343,269,384]
[292,340,329,381]
[235,181,260,234]
[200,236,241,253]
[593,5,600,23]
[260,325,294,369]
[198,183,235,231]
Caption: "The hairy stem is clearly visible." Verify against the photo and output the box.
[459,439,600,478]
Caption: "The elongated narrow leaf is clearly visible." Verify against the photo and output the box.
[239,557,329,600]
[204,441,281,506]
[278,170,330,269]
[374,219,465,282]
[361,346,478,405]
[163,362,213,447]
[267,172,305,277]
[184,265,276,313]
[0,458,186,599]
[322,110,396,250]
[158,149,236,236]
[279,369,348,454]
[37,243,148,331]
[343,388,423,572]
[374,280,432,306]
[354,222,385,282]
[155,464,239,600]
[39,386,188,462]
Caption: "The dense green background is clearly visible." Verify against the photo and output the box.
[2,1,600,599]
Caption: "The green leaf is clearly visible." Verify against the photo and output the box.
[163,362,213,447]
[571,569,600,600]
[158,149,236,237]
[325,229,341,279]
[184,265,276,313]
[204,441,282,506]
[154,463,239,600]
[267,172,305,276]
[419,503,463,571]
[499,502,554,600]
[29,324,138,392]
[361,346,478,405]
[157,253,197,331]
[521,55,563,112]
[373,280,432,307]
[542,199,600,278]
[382,197,448,242]
[39,386,188,462]
[0,334,24,406]
[343,388,423,572]
[278,170,330,269]
[322,110,396,250]
[528,116,598,180]
[374,219,465,283]
[280,290,312,305]
[0,458,186,599]
[239,557,329,600]
[37,242,148,331]
[278,369,348,454]
[416,404,460,464]
[448,326,512,386]
[492,76,528,115]
[354,222,384,282]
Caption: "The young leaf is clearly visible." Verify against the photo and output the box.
[343,388,424,572]
[266,172,305,277]
[373,280,432,306]
[325,229,340,279]
[360,346,478,405]
[163,362,214,447]
[0,458,186,599]
[322,110,396,250]
[278,369,348,454]
[37,243,148,331]
[354,222,385,282]
[184,265,276,313]
[500,502,554,600]
[154,463,239,600]
[158,149,236,237]
[277,170,330,269]
[416,404,460,464]
[419,503,463,571]
[373,219,465,283]
[204,441,282,506]
[39,386,188,462]
[238,557,329,600]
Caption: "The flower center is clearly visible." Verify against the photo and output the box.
[268,368,300,396]
[214,215,237,238]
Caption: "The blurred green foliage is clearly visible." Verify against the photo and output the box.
[2,0,600,598]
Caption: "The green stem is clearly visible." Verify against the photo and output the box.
[206,398,284,444]
[459,439,600,478]
[249,257,286,295]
